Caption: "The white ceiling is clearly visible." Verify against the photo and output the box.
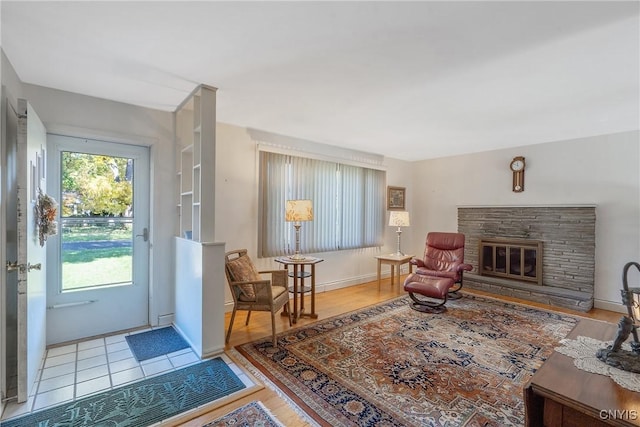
[2,1,639,161]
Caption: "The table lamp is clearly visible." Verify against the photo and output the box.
[389,211,410,256]
[285,199,313,260]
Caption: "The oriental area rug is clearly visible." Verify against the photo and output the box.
[203,401,285,427]
[236,294,579,427]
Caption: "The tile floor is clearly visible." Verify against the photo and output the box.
[1,327,254,422]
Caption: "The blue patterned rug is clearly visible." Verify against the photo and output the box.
[2,357,246,427]
[125,326,190,361]
[204,401,285,427]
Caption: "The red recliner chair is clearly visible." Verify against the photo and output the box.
[404,232,472,312]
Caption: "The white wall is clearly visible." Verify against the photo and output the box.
[5,49,637,330]
[1,50,23,102]
[215,122,415,306]
[410,131,640,310]
[21,84,176,326]
[214,124,640,312]
[2,70,418,333]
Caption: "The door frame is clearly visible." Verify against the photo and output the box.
[1,91,25,403]
[0,85,11,412]
[46,125,158,329]
[46,133,152,344]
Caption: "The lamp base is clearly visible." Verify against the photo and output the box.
[394,228,404,257]
[288,223,308,261]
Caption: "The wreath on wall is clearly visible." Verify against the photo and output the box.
[36,190,58,247]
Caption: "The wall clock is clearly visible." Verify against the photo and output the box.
[510,156,525,192]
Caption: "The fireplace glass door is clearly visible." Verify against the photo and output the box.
[480,239,543,285]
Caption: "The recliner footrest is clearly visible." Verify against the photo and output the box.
[403,274,454,299]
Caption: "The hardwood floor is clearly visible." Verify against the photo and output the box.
[181,275,623,426]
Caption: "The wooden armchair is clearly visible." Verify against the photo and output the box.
[224,249,292,346]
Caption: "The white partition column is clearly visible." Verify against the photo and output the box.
[173,85,224,357]
[174,239,225,357]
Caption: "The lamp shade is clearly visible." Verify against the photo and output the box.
[285,199,314,222]
[389,211,410,227]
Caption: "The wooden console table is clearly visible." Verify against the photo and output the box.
[275,256,323,323]
[375,254,414,291]
[525,318,640,427]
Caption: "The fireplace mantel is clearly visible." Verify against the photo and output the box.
[457,204,597,208]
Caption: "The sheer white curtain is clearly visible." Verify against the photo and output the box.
[259,151,385,257]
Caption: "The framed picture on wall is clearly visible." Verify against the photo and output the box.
[387,186,405,210]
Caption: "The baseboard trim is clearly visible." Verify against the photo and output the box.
[202,345,225,358]
[317,273,378,293]
[171,322,200,357]
[223,268,413,312]
[593,299,627,314]
[222,275,625,318]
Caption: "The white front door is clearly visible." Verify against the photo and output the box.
[15,99,48,403]
[46,135,150,345]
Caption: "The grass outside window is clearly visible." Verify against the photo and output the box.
[61,222,133,290]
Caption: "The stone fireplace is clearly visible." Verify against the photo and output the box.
[458,206,596,312]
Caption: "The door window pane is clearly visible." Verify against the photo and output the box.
[60,152,134,291]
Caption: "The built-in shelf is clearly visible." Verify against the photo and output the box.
[174,84,223,357]
[175,85,216,242]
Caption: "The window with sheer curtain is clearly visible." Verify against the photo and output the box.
[259,151,385,258]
